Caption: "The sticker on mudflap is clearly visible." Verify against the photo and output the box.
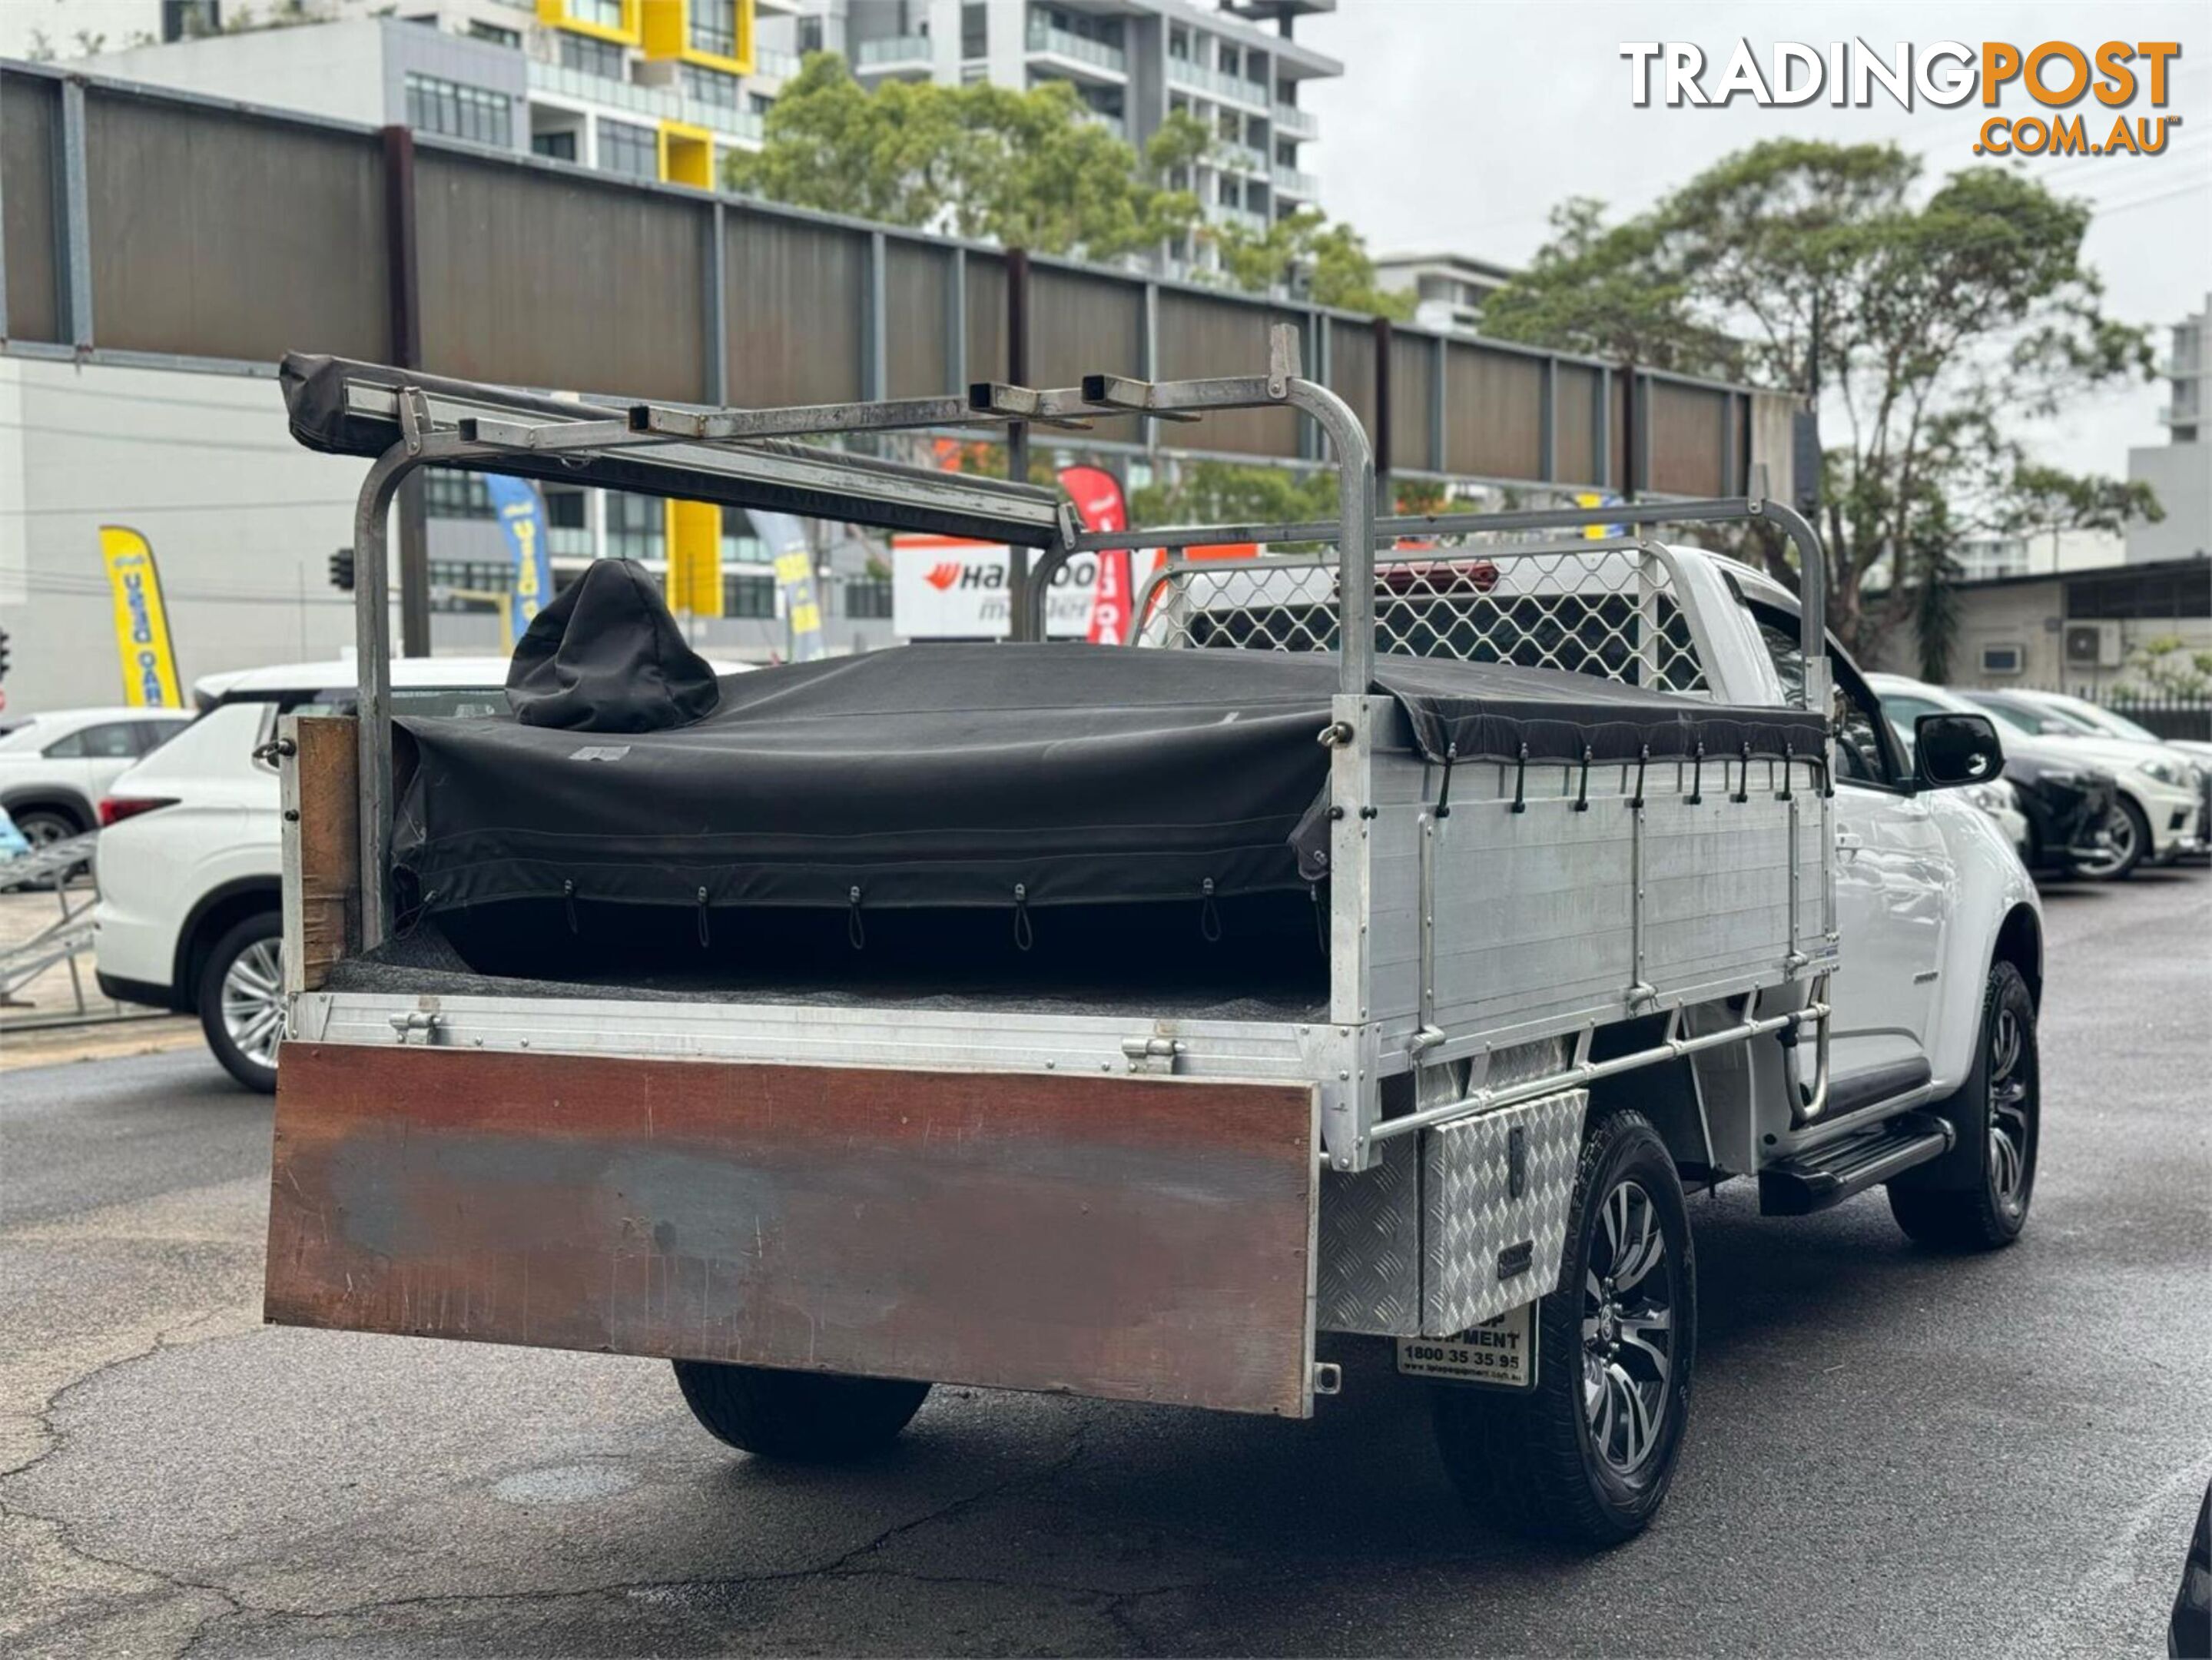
[1395,1302,1537,1389]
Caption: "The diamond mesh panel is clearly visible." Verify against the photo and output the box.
[1136,544,1708,692]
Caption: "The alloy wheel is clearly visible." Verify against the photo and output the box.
[1987,1002,2032,1220]
[1581,1179,1676,1475]
[2074,805,2137,878]
[221,937,285,1070]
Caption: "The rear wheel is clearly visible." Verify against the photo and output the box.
[197,912,284,1094]
[1889,961,2038,1251]
[672,1361,930,1462]
[12,807,81,848]
[1431,1111,1696,1548]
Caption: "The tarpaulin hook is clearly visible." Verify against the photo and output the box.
[695,885,711,948]
[1013,883,1033,952]
[1510,742,1529,814]
[1434,741,1458,818]
[562,878,579,935]
[847,885,865,951]
[1732,740,1752,804]
[1573,744,1594,812]
[1630,744,1649,810]
[1687,742,1706,806]
[1199,878,1222,944]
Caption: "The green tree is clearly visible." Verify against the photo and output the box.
[2123,636,2212,699]
[1211,209,1413,318]
[1483,140,2159,658]
[723,55,1205,263]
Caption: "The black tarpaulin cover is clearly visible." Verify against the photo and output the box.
[393,642,1823,921]
[507,560,720,732]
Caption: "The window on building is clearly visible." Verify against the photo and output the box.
[1276,78,1295,104]
[570,0,626,28]
[422,470,494,519]
[426,560,515,614]
[558,32,626,79]
[954,2,983,57]
[605,491,665,561]
[725,573,778,618]
[689,0,738,58]
[405,73,512,148]
[1169,27,1188,60]
[682,63,743,108]
[1979,644,2026,676]
[796,15,824,52]
[1216,177,1240,207]
[546,487,590,558]
[844,579,894,619]
[468,19,521,48]
[532,129,579,162]
[161,1,221,42]
[598,118,658,180]
[750,91,776,114]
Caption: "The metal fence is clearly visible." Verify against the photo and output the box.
[2095,692,2212,742]
[0,58,1783,496]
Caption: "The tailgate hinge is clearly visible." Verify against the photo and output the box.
[1120,1034,1185,1075]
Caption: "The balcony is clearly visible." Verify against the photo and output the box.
[854,34,933,71]
[1272,162,1318,198]
[1209,204,1269,238]
[1167,55,1266,108]
[525,58,764,144]
[1026,18,1127,77]
[1272,100,1318,138]
[752,43,801,79]
[1077,106,1128,141]
[1220,143,1268,176]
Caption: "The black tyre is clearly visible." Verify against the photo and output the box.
[11,806,83,848]
[197,911,284,1094]
[672,1361,930,1462]
[2076,798,2148,881]
[1888,961,2038,1251]
[1431,1110,1696,1548]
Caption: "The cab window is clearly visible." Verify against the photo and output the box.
[1745,606,1902,788]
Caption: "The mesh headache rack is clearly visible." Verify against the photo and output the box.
[295,325,1833,948]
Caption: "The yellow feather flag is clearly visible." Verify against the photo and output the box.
[98,526,183,708]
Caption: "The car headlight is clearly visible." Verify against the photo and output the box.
[2134,757,2185,788]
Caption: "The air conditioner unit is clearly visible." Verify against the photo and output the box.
[2063,620,2123,669]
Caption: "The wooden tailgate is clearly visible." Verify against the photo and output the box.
[266,1044,1320,1416]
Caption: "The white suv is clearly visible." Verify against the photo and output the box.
[93,659,512,1091]
[0,706,194,845]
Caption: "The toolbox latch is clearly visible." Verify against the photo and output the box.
[1120,1034,1185,1075]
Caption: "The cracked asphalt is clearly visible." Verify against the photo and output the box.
[3,871,2207,1658]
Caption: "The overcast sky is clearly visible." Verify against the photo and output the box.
[1299,2,2211,483]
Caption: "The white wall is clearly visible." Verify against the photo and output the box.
[75,16,393,126]
[2127,441,2212,565]
[0,357,368,715]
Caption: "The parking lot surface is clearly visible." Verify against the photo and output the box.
[2,871,2207,1658]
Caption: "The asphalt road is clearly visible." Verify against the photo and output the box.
[4,872,2207,1658]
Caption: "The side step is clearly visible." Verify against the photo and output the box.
[1758,1112,1955,1217]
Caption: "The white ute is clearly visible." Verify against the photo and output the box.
[260,341,2048,1549]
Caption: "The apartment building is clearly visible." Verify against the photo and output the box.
[819,0,1337,268]
[2128,294,2210,565]
[1372,251,1518,335]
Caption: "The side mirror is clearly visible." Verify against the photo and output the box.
[1914,712,2005,791]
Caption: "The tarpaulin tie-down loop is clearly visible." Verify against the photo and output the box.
[1013,883,1033,952]
[1510,742,1530,815]
[1199,878,1222,944]
[1434,742,1458,819]
[1819,754,1836,799]
[1310,881,1327,954]
[562,878,579,935]
[696,886,711,948]
[847,885,866,951]
[1732,741,1753,804]
[1573,745,1594,813]
[1630,744,1650,811]
[1778,742,1796,803]
[1688,742,1706,807]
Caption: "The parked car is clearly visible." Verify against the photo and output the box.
[0,706,194,846]
[1867,675,2121,880]
[92,658,516,1091]
[2174,1481,2211,1658]
[1955,689,2204,878]
[1995,689,2212,852]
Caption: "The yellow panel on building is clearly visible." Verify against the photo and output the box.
[658,120,715,188]
[665,500,724,617]
[640,0,753,75]
[537,0,643,45]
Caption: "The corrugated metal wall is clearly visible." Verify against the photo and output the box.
[1,72,61,344]
[0,63,1778,499]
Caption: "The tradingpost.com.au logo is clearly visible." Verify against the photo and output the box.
[1621,39,2183,158]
